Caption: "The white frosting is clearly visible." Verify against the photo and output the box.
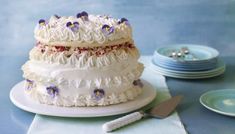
[26,82,142,107]
[22,60,144,94]
[34,15,132,47]
[22,44,144,105]
[29,46,139,68]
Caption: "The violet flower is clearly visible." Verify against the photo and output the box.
[118,18,130,27]
[54,14,61,19]
[26,79,34,91]
[46,85,59,98]
[101,24,114,36]
[93,89,105,100]
[77,11,89,21]
[38,19,47,26]
[133,79,143,88]
[66,21,79,32]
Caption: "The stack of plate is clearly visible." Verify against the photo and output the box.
[150,44,226,79]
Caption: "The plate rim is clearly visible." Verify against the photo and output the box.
[154,58,217,67]
[199,89,235,117]
[153,63,217,71]
[151,69,224,79]
[150,65,225,76]
[151,68,225,78]
[10,80,157,117]
[149,64,225,79]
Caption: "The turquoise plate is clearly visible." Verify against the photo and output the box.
[200,89,235,117]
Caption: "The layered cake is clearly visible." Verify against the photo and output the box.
[22,12,144,107]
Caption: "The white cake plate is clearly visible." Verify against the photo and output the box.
[10,80,156,117]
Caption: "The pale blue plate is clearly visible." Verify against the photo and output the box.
[151,59,225,74]
[155,44,219,63]
[200,89,235,117]
[152,44,219,71]
[152,60,217,71]
[154,56,217,66]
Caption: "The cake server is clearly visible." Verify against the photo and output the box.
[102,95,183,132]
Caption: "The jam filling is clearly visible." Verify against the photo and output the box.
[36,42,135,57]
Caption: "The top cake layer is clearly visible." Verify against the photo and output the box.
[34,11,132,47]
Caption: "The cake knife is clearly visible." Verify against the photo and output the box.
[102,95,183,132]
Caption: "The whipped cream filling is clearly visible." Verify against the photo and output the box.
[34,15,132,47]
[29,45,139,68]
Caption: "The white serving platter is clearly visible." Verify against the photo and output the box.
[10,80,156,117]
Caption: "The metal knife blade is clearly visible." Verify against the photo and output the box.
[149,95,183,118]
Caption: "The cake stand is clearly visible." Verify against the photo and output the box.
[10,80,157,117]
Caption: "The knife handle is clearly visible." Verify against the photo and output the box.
[102,111,144,132]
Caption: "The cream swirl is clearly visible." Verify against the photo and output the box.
[34,14,132,46]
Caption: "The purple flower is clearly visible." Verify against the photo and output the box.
[77,11,89,21]
[54,14,61,19]
[26,79,33,83]
[38,19,47,26]
[118,18,130,26]
[133,79,143,88]
[93,89,105,100]
[66,21,79,32]
[26,79,34,91]
[101,24,114,36]
[46,85,59,98]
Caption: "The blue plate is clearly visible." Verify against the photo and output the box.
[153,60,217,71]
[154,60,216,68]
[153,63,216,71]
[152,58,218,71]
[150,58,226,79]
[155,44,219,63]
[152,45,219,71]
[153,55,218,66]
[150,59,225,75]
[200,89,235,117]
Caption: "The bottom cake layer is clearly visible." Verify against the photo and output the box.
[24,81,143,107]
